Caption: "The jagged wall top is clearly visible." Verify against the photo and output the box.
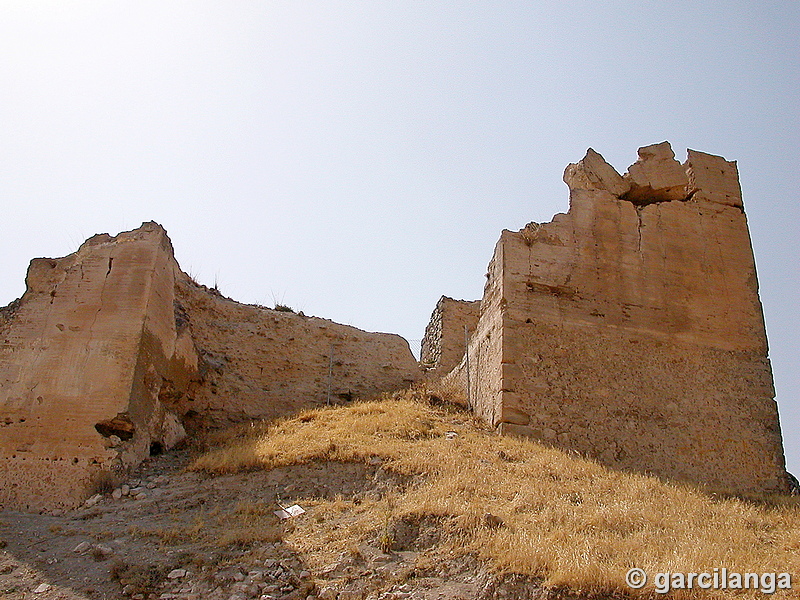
[564,141,743,209]
[440,141,786,495]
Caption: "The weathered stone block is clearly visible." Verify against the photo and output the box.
[500,406,530,426]
[686,148,743,208]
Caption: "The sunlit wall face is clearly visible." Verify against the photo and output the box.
[1,1,798,473]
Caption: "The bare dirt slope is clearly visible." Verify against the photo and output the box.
[0,448,565,600]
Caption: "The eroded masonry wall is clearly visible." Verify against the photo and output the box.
[174,276,422,429]
[0,223,197,511]
[420,296,480,375]
[461,142,787,494]
[1,222,424,511]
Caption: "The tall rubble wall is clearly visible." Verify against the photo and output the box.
[0,223,197,511]
[450,142,788,495]
[173,275,422,430]
[420,296,480,375]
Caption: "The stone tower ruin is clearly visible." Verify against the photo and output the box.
[427,142,788,495]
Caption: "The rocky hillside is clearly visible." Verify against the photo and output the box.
[1,388,798,600]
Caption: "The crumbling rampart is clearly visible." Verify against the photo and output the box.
[174,274,421,430]
[441,143,788,495]
[0,223,421,511]
[0,223,197,511]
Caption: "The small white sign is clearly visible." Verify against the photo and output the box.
[274,504,306,519]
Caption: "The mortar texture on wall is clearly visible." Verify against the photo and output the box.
[441,142,789,495]
[0,223,197,511]
[173,275,422,431]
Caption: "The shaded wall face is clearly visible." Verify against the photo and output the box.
[173,276,422,429]
[445,240,506,425]
[471,145,787,495]
[501,308,784,494]
[0,224,196,511]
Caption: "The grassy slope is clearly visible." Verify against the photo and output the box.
[191,388,800,599]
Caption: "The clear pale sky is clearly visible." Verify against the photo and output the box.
[2,2,798,474]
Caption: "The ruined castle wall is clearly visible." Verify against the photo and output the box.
[500,318,782,492]
[465,143,787,495]
[444,242,506,424]
[0,223,197,511]
[420,296,480,375]
[173,275,422,429]
[1,221,422,511]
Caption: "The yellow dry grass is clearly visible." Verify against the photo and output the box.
[191,388,800,598]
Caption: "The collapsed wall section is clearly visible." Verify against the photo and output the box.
[455,142,787,495]
[0,223,197,511]
[173,276,422,429]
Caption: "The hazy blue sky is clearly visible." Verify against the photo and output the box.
[2,2,798,473]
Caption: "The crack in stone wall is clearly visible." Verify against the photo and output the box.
[0,223,196,511]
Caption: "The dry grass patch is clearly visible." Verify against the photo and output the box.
[192,387,800,598]
[192,391,456,475]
